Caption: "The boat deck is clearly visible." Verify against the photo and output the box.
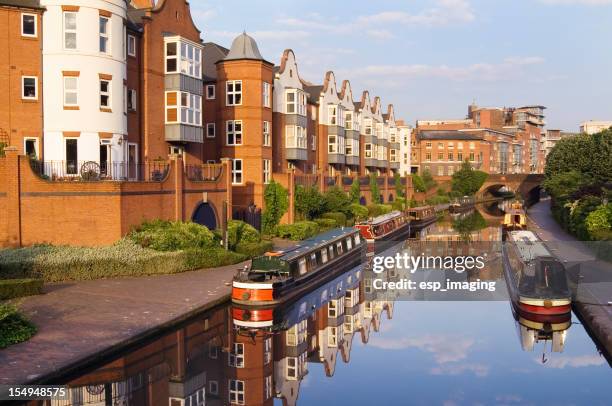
[273,227,357,262]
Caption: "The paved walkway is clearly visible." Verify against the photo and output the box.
[0,261,246,385]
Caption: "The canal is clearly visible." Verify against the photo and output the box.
[35,204,611,405]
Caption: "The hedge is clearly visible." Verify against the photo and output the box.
[367,204,393,217]
[128,220,215,251]
[276,221,320,240]
[349,204,369,221]
[314,218,337,229]
[0,303,36,349]
[227,220,261,250]
[322,212,347,226]
[183,247,246,269]
[234,241,274,258]
[0,279,43,300]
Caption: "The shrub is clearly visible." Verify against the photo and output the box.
[276,221,320,240]
[322,212,347,227]
[422,169,437,190]
[263,181,289,235]
[391,199,405,211]
[426,195,451,205]
[366,204,392,217]
[314,218,337,230]
[129,220,214,251]
[585,203,612,241]
[182,248,247,269]
[394,173,404,198]
[0,303,36,349]
[323,186,351,215]
[234,241,274,258]
[0,279,43,300]
[349,203,369,221]
[227,220,260,250]
[295,185,324,220]
[349,178,361,203]
[369,175,381,204]
[412,174,426,193]
[451,161,488,196]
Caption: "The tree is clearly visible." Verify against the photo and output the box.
[294,185,324,220]
[421,169,437,191]
[369,174,381,204]
[451,160,488,196]
[262,180,288,234]
[394,173,404,198]
[585,203,612,241]
[323,186,351,214]
[349,178,361,203]
[412,173,426,193]
[542,170,588,200]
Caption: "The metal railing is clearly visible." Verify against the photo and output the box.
[29,160,170,182]
[185,163,223,182]
[294,174,319,187]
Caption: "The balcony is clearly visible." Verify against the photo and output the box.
[287,147,307,161]
[389,161,400,169]
[30,159,170,182]
[328,153,345,165]
[364,157,377,167]
[363,133,376,144]
[345,155,359,166]
[377,138,388,147]
[345,129,360,141]
[165,124,203,143]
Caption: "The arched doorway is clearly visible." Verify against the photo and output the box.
[192,202,217,230]
[359,196,366,205]
[388,194,394,202]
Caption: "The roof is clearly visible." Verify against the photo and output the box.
[418,131,483,141]
[202,42,229,81]
[507,230,552,260]
[369,211,403,226]
[304,85,323,104]
[277,228,358,262]
[224,32,267,62]
[0,0,43,9]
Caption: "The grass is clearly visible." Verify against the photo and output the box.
[0,279,43,300]
[0,303,36,349]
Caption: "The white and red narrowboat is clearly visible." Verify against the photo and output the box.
[355,211,411,255]
[232,228,365,307]
[502,230,572,319]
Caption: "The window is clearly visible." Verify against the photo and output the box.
[311,134,316,151]
[298,257,307,275]
[345,138,353,156]
[390,149,397,162]
[165,42,178,72]
[328,300,338,318]
[328,135,337,153]
[206,123,215,138]
[165,39,202,78]
[328,326,338,346]
[437,152,443,161]
[226,120,243,145]
[346,237,352,250]
[438,142,444,149]
[65,138,78,175]
[99,79,111,109]
[127,89,137,111]
[99,16,110,53]
[232,159,243,184]
[458,152,463,161]
[287,357,298,379]
[469,142,475,150]
[63,77,78,107]
[425,141,432,148]
[21,76,37,100]
[458,142,464,149]
[364,119,373,135]
[264,337,272,364]
[264,375,272,399]
[209,380,218,395]
[263,82,271,108]
[328,106,337,125]
[336,242,343,255]
[24,138,38,158]
[21,13,36,37]
[208,343,218,359]
[263,121,270,146]
[365,143,373,158]
[229,380,245,405]
[285,125,306,148]
[438,166,444,176]
[285,89,306,115]
[470,152,475,161]
[206,84,215,100]
[123,84,127,114]
[180,92,201,125]
[263,159,271,184]
[376,123,384,139]
[127,34,136,56]
[229,343,244,368]
[448,153,453,161]
[321,248,328,263]
[226,80,242,106]
[63,12,77,49]
[345,112,353,130]
[425,152,431,161]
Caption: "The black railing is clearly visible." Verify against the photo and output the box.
[186,164,223,182]
[377,177,386,186]
[29,160,169,182]
[325,176,336,187]
[294,174,318,187]
[342,176,354,186]
[359,176,370,186]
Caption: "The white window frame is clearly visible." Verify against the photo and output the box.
[206,84,215,100]
[165,41,178,73]
[263,82,271,108]
[209,380,218,395]
[127,89,137,111]
[311,134,316,151]
[287,357,298,379]
[228,342,245,368]
[328,135,337,154]
[345,111,353,130]
[226,80,242,106]
[328,105,337,125]
[99,79,111,109]
[263,121,271,146]
[365,143,373,158]
[364,119,373,136]
[232,159,243,185]
[21,76,37,100]
[99,16,110,54]
[228,379,245,405]
[63,11,77,50]
[285,125,306,149]
[206,123,216,138]
[264,375,272,399]
[180,92,202,126]
[264,337,272,364]
[21,13,37,38]
[263,159,271,184]
[63,76,78,107]
[226,120,243,146]
[127,34,136,57]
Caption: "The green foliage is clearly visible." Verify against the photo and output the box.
[437,187,446,196]
[369,175,381,204]
[182,248,247,269]
[409,198,418,208]
[322,211,347,227]
[295,185,325,220]
[452,211,487,241]
[314,218,337,229]
[233,241,274,258]
[227,220,260,250]
[585,204,612,241]
[0,279,43,300]
[394,173,404,198]
[349,203,369,221]
[451,160,488,196]
[570,196,603,240]
[0,143,6,157]
[349,178,361,203]
[275,221,320,240]
[0,303,37,349]
[366,203,392,217]
[263,181,289,234]
[543,170,588,200]
[426,195,451,205]
[323,186,351,215]
[391,199,405,211]
[412,174,426,193]
[421,169,437,190]
[129,220,214,251]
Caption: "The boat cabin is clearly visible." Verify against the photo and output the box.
[355,210,407,241]
[407,206,436,222]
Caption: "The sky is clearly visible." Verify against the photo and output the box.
[189,0,612,131]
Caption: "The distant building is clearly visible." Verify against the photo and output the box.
[396,120,412,176]
[541,129,579,157]
[580,120,612,135]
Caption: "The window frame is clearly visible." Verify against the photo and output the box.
[63,76,78,107]
[127,89,137,111]
[263,121,271,146]
[21,76,37,100]
[63,11,77,50]
[228,379,245,405]
[328,105,337,126]
[263,82,271,108]
[263,159,271,184]
[206,123,216,138]
[127,34,136,57]
[23,137,39,158]
[99,15,110,54]
[206,84,216,100]
[226,80,242,106]
[228,342,245,368]
[21,13,37,38]
[226,120,243,146]
[232,159,243,185]
[99,79,111,109]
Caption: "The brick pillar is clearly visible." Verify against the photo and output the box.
[287,169,295,224]
[220,158,232,223]
[4,147,22,247]
[173,156,184,221]
[384,175,389,203]
[335,173,342,191]
[405,174,414,201]
[318,169,325,192]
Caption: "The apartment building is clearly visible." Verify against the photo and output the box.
[0,0,44,158]
[541,129,579,157]
[580,120,612,134]
[396,120,412,175]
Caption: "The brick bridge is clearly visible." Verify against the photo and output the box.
[477,173,545,204]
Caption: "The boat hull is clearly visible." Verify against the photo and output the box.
[408,216,437,231]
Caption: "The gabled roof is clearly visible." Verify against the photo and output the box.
[304,85,323,105]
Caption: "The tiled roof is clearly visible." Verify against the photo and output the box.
[304,85,323,104]
[418,131,483,140]
[0,0,43,9]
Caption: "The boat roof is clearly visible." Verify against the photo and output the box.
[408,205,433,211]
[273,227,358,262]
[369,210,403,226]
[507,230,552,260]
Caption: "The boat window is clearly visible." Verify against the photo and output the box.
[346,237,352,250]
[309,252,318,268]
[328,245,335,259]
[321,249,328,263]
[354,234,360,244]
[298,257,307,275]
[336,242,343,254]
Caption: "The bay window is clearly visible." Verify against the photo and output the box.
[165,38,202,79]
[285,125,307,148]
[165,91,201,126]
[364,119,373,136]
[226,120,243,145]
[345,112,353,130]
[285,89,306,115]
[345,138,353,155]
[375,123,384,139]
[365,143,373,158]
[390,149,397,162]
[328,135,337,153]
[328,105,337,125]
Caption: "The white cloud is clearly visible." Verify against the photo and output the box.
[369,334,475,363]
[538,354,606,368]
[430,363,490,377]
[366,29,396,40]
[208,30,312,41]
[539,0,612,4]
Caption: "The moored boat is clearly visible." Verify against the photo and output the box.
[448,196,475,214]
[406,205,437,230]
[503,200,527,231]
[232,228,365,307]
[355,210,411,254]
[502,230,571,319]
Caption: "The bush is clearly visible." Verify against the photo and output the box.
[129,220,214,251]
[394,173,404,198]
[276,221,320,240]
[323,186,351,215]
[322,211,347,227]
[0,303,36,349]
[367,204,393,217]
[0,279,43,300]
[234,241,274,258]
[451,161,487,196]
[391,199,405,211]
[263,181,289,235]
[295,185,325,220]
[349,203,369,221]
[349,178,361,203]
[426,195,451,205]
[412,174,426,193]
[369,175,381,204]
[422,169,437,190]
[227,220,260,250]
[314,218,337,228]
[585,204,612,240]
[182,247,247,269]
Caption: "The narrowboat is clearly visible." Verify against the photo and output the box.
[448,196,475,214]
[513,306,571,355]
[502,200,527,231]
[406,205,437,230]
[232,228,365,307]
[355,211,411,254]
[502,230,571,319]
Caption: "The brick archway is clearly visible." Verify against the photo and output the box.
[191,201,218,230]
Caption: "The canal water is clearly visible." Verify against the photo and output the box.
[45,203,611,406]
